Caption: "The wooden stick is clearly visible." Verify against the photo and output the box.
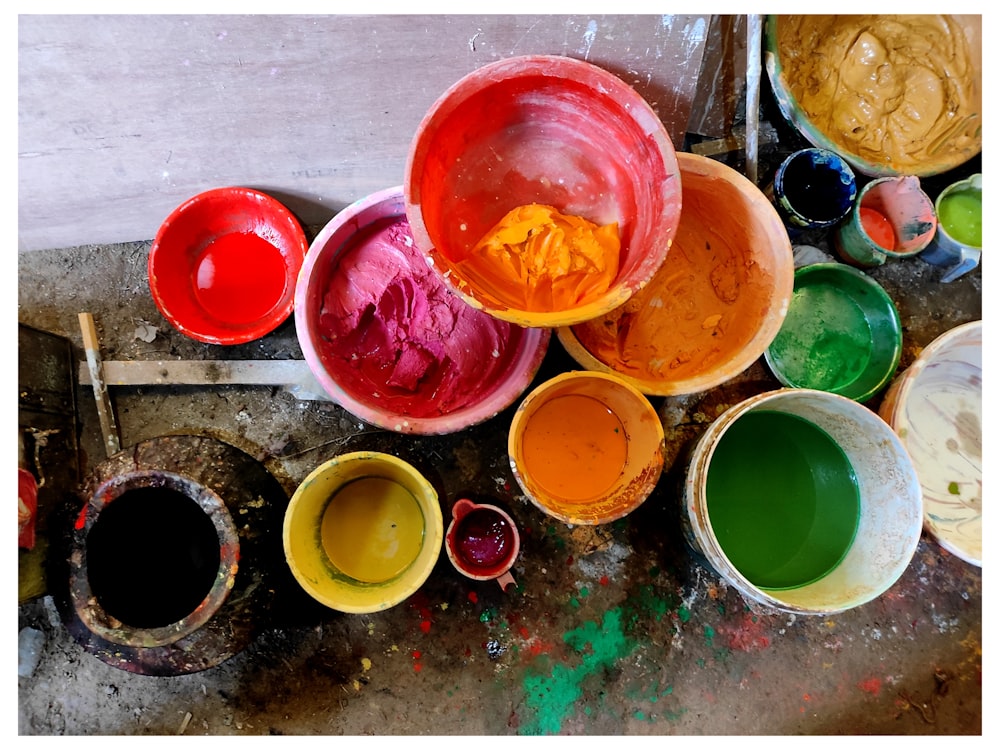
[78,313,121,457]
[745,14,763,185]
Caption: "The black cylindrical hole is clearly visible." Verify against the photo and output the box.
[86,486,221,629]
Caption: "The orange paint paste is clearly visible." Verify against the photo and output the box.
[519,393,627,502]
[571,169,774,383]
[458,204,620,312]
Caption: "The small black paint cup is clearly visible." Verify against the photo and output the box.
[766,148,857,235]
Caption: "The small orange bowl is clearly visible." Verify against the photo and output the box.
[149,187,308,345]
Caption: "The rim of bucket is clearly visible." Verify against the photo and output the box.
[879,320,982,567]
[507,370,665,526]
[69,469,240,648]
[763,16,983,179]
[763,262,902,402]
[685,387,922,614]
[556,152,794,397]
[282,451,444,614]
[403,54,681,328]
[149,186,308,345]
[294,186,552,435]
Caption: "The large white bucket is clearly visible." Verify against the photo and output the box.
[682,388,923,614]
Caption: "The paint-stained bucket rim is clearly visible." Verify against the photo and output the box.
[282,451,444,614]
[557,152,795,396]
[683,388,923,614]
[149,186,308,345]
[878,320,982,566]
[764,263,902,402]
[764,15,983,178]
[404,54,683,328]
[69,469,240,648]
[508,370,665,525]
[772,147,857,230]
[294,186,551,435]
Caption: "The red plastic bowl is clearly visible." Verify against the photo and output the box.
[149,187,308,345]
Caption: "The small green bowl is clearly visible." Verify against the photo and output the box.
[764,263,902,402]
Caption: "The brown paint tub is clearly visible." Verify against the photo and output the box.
[558,152,794,396]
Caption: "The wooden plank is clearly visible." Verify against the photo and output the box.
[77,359,331,401]
[77,313,121,457]
[18,14,709,252]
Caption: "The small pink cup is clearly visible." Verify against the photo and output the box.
[445,498,520,591]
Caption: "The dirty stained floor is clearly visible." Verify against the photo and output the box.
[16,129,984,736]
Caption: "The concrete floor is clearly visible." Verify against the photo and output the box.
[16,126,984,735]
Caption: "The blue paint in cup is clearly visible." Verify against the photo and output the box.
[767,148,857,235]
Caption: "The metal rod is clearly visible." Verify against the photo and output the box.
[745,14,763,185]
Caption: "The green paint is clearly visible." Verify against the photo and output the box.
[948,481,961,495]
[648,566,660,577]
[938,188,982,246]
[518,608,635,735]
[584,706,593,717]
[630,584,674,622]
[570,597,580,609]
[696,658,706,668]
[678,606,691,623]
[579,587,590,598]
[634,711,646,721]
[480,608,495,623]
[706,410,860,590]
[703,625,715,644]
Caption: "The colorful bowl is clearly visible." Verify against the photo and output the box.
[558,152,794,396]
[282,452,443,614]
[878,321,982,566]
[765,263,902,402]
[508,371,664,526]
[294,186,550,435]
[405,54,682,328]
[149,187,307,345]
[765,15,982,178]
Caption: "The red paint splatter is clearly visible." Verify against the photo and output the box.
[468,591,478,604]
[566,555,574,566]
[74,503,88,531]
[413,662,423,673]
[464,646,472,657]
[802,693,812,702]
[599,575,609,586]
[519,626,530,639]
[420,620,431,634]
[859,677,882,696]
[724,613,771,652]
[528,639,554,657]
[412,649,422,673]
[412,650,421,659]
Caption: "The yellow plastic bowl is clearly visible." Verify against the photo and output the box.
[283,452,443,614]
[508,371,664,525]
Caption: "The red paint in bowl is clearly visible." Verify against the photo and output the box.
[295,186,550,435]
[149,187,308,345]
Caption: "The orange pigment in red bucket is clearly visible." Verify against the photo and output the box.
[193,232,287,324]
[520,393,627,501]
[458,204,620,312]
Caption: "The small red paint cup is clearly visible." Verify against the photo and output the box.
[445,498,520,591]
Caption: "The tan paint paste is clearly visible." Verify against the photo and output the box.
[571,170,773,382]
[776,15,980,173]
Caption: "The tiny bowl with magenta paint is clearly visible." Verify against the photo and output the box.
[282,451,444,614]
[764,263,902,403]
[878,320,982,567]
[404,54,683,328]
[557,152,794,397]
[148,186,308,345]
[294,186,550,435]
[508,371,664,526]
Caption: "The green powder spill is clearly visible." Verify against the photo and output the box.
[519,608,635,735]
